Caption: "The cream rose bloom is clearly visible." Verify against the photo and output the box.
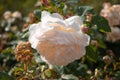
[29,11,90,66]
[100,3,120,42]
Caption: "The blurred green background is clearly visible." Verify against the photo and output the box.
[0,0,37,18]
[0,0,120,18]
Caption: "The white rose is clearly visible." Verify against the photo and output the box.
[29,11,90,66]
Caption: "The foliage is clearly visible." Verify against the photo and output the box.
[0,0,120,80]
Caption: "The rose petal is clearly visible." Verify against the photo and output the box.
[36,29,86,66]
[65,16,83,31]
[29,23,40,48]
[41,11,64,23]
[77,31,90,46]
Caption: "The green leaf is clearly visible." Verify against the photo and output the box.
[21,32,29,40]
[34,9,41,20]
[97,39,106,49]
[42,69,59,79]
[61,74,79,80]
[67,0,79,4]
[0,72,14,80]
[41,73,46,79]
[77,6,94,16]
[1,47,12,55]
[86,45,98,63]
[44,69,52,78]
[91,14,111,32]
[14,67,24,72]
[12,67,24,76]
[81,16,86,22]
[115,71,120,79]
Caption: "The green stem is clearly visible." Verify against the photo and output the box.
[24,61,27,73]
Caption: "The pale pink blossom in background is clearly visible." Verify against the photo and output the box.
[3,11,12,20]
[12,11,22,19]
[100,3,120,42]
